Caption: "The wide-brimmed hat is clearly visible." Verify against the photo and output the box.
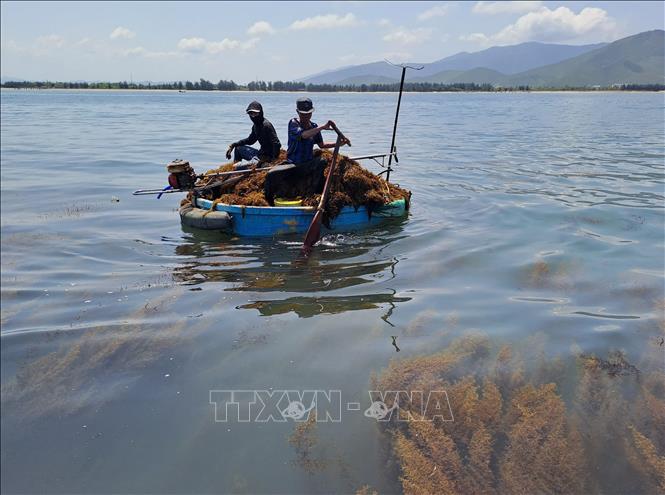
[296,97,314,114]
[246,101,263,114]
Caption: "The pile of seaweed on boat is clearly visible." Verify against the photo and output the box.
[185,149,411,221]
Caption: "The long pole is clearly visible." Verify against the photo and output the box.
[384,61,423,182]
[386,66,406,183]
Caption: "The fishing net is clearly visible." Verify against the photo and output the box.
[188,149,411,219]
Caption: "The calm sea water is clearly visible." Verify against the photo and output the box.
[1,89,664,494]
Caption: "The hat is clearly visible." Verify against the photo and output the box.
[246,101,263,114]
[296,97,314,114]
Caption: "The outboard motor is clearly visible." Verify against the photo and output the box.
[166,159,197,190]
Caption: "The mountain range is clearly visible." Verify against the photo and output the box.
[299,30,665,88]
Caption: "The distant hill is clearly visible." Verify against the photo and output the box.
[336,74,400,85]
[299,40,606,85]
[411,70,465,84]
[412,68,507,85]
[505,30,665,87]
[414,41,607,78]
[301,61,419,85]
[299,30,664,88]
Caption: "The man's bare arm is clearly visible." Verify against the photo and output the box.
[301,121,331,140]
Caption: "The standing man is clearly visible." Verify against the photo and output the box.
[226,101,281,165]
[264,97,349,205]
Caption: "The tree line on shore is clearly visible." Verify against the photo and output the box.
[2,78,663,92]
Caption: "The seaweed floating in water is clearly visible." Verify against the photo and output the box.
[288,414,328,474]
[624,425,665,493]
[374,333,665,495]
[578,350,640,377]
[1,291,188,420]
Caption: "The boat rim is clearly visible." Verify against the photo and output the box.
[194,197,406,216]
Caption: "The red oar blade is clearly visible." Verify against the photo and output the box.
[301,209,323,255]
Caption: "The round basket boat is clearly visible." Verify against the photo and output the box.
[179,197,408,236]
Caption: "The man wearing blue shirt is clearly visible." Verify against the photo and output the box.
[264,97,350,205]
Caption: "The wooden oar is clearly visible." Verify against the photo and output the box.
[301,125,350,255]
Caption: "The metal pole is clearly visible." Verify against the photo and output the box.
[386,66,406,183]
[383,60,423,182]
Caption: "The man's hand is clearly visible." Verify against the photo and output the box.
[225,144,235,160]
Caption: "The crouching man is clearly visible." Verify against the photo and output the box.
[226,101,281,167]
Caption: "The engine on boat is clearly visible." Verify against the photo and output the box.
[166,159,197,190]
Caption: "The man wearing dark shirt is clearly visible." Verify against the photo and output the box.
[226,101,281,164]
[264,97,349,205]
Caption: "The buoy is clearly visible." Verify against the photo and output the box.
[179,204,232,230]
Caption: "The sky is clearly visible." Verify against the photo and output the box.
[1,1,663,83]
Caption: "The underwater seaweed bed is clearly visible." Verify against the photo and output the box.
[371,329,665,495]
[190,150,411,219]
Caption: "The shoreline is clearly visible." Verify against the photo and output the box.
[2,87,663,94]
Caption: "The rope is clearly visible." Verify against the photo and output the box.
[202,198,224,217]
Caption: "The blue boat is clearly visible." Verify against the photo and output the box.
[180,197,408,236]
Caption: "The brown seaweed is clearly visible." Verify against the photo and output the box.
[190,149,411,219]
[2,291,188,420]
[288,414,328,474]
[374,333,665,495]
[624,426,665,493]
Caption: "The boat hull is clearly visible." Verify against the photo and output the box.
[188,198,408,236]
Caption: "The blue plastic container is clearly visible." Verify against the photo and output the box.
[194,197,408,236]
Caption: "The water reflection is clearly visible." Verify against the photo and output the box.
[169,221,412,321]
[170,222,405,292]
[173,255,401,292]
[238,291,411,319]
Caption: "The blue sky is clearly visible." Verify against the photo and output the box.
[1,1,663,82]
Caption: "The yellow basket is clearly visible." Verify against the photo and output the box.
[274,197,303,207]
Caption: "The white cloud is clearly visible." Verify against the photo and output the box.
[289,13,359,30]
[122,46,182,59]
[207,37,259,53]
[247,21,275,36]
[124,46,147,56]
[177,36,260,55]
[463,6,618,45]
[110,26,136,40]
[383,27,432,45]
[239,38,260,51]
[75,37,93,46]
[377,18,392,27]
[418,5,450,21]
[35,34,65,49]
[472,1,542,15]
[177,37,207,52]
[206,39,240,53]
[459,33,491,44]
[382,51,413,63]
